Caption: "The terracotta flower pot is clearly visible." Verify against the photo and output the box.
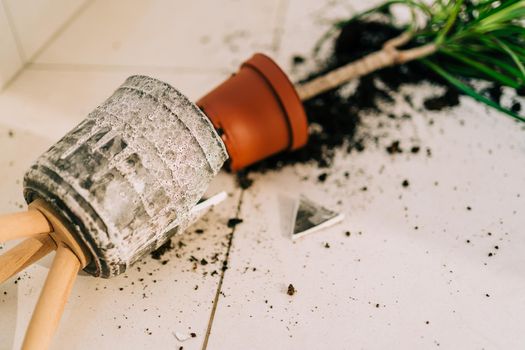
[197,53,308,171]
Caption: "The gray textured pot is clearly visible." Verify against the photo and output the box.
[23,75,228,278]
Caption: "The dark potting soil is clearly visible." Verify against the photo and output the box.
[424,89,460,111]
[150,239,173,260]
[239,19,518,180]
[227,218,244,228]
[287,283,296,296]
[241,20,458,176]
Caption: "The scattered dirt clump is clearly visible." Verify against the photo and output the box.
[424,89,460,111]
[245,19,461,174]
[236,170,254,189]
[287,284,296,296]
[227,218,244,228]
[150,239,174,260]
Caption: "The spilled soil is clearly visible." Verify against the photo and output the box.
[154,18,522,262]
[237,19,521,185]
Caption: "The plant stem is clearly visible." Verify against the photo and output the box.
[296,34,437,101]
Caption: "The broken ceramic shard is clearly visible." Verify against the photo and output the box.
[23,75,228,278]
[173,331,192,342]
[184,191,227,230]
[292,196,344,239]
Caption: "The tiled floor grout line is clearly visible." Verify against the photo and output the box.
[198,4,289,341]
[1,0,95,91]
[2,0,26,62]
[271,0,291,54]
[26,62,231,75]
[201,189,245,350]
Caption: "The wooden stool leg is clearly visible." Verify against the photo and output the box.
[21,244,80,350]
[0,234,56,284]
[0,210,52,244]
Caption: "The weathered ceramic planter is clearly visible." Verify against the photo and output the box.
[24,75,228,278]
[22,53,307,278]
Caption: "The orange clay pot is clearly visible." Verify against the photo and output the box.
[197,53,308,171]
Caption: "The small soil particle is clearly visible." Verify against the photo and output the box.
[236,170,254,189]
[386,141,402,154]
[345,231,351,237]
[195,229,204,234]
[292,55,305,65]
[423,89,460,111]
[402,179,409,187]
[151,239,174,260]
[227,218,243,228]
[324,242,330,248]
[410,146,420,154]
[484,84,503,103]
[7,130,14,138]
[317,173,328,182]
[287,284,296,296]
[190,333,196,338]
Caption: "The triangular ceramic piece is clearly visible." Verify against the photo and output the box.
[292,196,344,239]
[185,191,227,228]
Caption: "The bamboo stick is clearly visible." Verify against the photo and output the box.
[0,234,56,284]
[21,244,80,350]
[0,210,52,244]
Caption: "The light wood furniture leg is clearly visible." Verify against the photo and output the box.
[0,210,52,244]
[0,234,56,284]
[21,244,81,350]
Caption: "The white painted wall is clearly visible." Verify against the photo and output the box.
[0,0,87,89]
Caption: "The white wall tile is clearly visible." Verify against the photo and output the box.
[35,0,281,71]
[0,3,22,89]
[4,0,87,60]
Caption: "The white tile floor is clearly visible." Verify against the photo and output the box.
[1,1,525,349]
